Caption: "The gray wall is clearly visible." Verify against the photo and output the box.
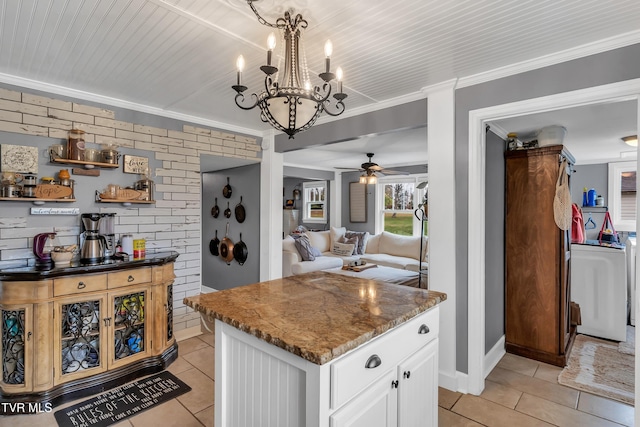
[571,163,608,206]
[340,165,428,232]
[485,131,505,353]
[201,163,261,290]
[571,163,609,240]
[455,42,640,373]
[275,100,428,151]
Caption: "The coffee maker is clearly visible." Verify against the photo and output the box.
[99,213,117,259]
[80,213,105,264]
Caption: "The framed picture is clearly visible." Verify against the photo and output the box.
[1,144,38,173]
[123,155,149,174]
[349,182,367,223]
[285,199,294,209]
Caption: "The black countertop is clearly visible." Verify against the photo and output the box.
[0,251,179,281]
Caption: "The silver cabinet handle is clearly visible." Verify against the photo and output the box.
[418,324,430,334]
[27,331,32,341]
[128,275,135,282]
[77,281,86,289]
[365,354,382,369]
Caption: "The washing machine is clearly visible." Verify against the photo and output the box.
[570,243,627,341]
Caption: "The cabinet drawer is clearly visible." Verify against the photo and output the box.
[330,306,439,409]
[108,268,152,289]
[54,274,107,297]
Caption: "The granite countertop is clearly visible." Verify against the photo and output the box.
[184,271,447,365]
[0,251,179,280]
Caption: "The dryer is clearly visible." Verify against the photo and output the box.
[570,243,627,341]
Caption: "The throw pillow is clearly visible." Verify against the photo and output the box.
[294,234,316,261]
[339,235,359,249]
[330,226,347,247]
[331,241,356,256]
[345,231,369,255]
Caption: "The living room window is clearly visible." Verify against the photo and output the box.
[302,181,327,224]
[375,175,427,236]
[608,161,637,231]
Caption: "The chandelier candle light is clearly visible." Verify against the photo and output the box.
[232,1,347,139]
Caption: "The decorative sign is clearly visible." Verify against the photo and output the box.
[30,207,80,215]
[123,155,149,174]
[349,182,368,223]
[72,167,100,176]
[34,184,72,199]
[1,144,38,173]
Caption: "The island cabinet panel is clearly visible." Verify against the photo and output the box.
[0,254,178,406]
[214,305,440,427]
[397,339,438,427]
[330,370,398,427]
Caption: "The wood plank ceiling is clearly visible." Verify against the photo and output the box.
[1,0,640,137]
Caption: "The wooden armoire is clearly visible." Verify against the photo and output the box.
[505,145,577,367]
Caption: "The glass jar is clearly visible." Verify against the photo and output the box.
[84,148,100,162]
[67,129,86,161]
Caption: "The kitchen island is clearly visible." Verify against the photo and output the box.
[184,270,446,427]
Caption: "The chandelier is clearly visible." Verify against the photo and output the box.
[232,1,347,139]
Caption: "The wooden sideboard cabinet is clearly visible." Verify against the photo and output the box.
[0,254,178,405]
[505,145,576,367]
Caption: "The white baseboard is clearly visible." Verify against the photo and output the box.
[175,325,203,342]
[439,370,469,394]
[484,335,506,379]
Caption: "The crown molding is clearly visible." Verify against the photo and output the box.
[458,29,640,89]
[0,72,264,138]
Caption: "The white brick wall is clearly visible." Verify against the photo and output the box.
[0,89,261,332]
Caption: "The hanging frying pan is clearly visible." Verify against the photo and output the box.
[224,201,232,218]
[219,222,234,265]
[223,177,232,199]
[209,230,220,256]
[211,197,219,218]
[233,233,248,265]
[235,196,246,223]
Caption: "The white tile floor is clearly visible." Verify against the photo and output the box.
[8,332,634,426]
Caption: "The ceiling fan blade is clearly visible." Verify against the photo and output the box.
[379,169,410,175]
[335,167,364,171]
[368,165,383,171]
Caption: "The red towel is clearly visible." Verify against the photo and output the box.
[571,203,585,244]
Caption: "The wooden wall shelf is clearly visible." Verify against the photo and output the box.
[97,199,155,205]
[50,157,119,169]
[0,197,76,203]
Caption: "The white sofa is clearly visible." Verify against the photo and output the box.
[282,227,428,277]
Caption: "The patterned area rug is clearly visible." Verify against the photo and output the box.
[54,371,191,427]
[558,334,634,406]
[618,325,635,356]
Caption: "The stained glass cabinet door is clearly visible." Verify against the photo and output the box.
[54,297,107,385]
[1,305,33,393]
[109,286,150,368]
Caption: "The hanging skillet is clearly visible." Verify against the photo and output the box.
[235,196,246,223]
[211,197,219,218]
[223,177,232,199]
[219,222,234,265]
[209,230,220,256]
[224,201,232,218]
[233,233,248,265]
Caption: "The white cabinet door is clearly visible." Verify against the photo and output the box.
[397,339,438,427]
[330,370,398,427]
